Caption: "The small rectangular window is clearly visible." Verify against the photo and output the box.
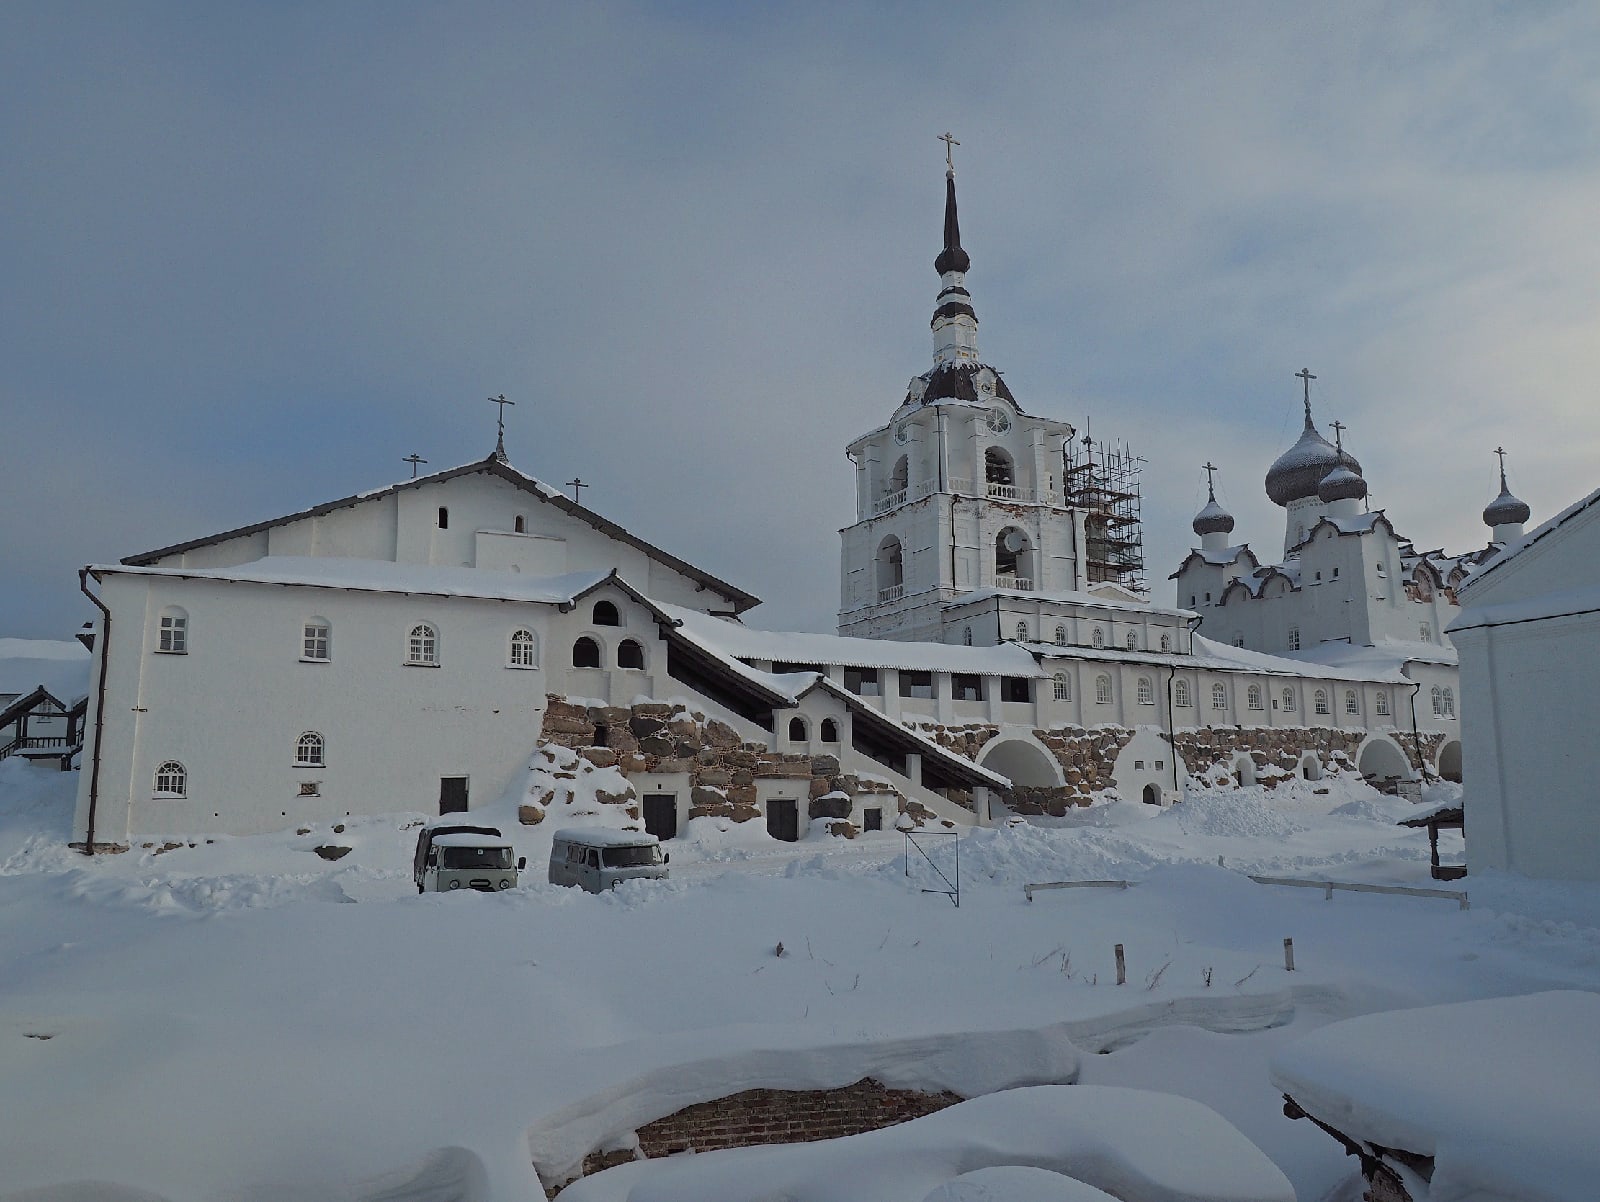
[845,667,880,697]
[158,615,188,654]
[1002,677,1032,704]
[303,623,330,661]
[1135,760,1145,770]
[898,670,933,699]
[952,674,983,702]
[437,507,449,529]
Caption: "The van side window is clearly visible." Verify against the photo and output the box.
[587,850,599,868]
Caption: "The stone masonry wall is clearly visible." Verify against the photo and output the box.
[568,1078,962,1187]
[541,697,928,831]
[917,722,1138,815]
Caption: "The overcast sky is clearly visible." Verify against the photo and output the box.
[4,3,1599,640]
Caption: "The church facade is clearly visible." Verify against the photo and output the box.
[72,159,1463,851]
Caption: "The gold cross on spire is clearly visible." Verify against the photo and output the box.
[938,131,960,172]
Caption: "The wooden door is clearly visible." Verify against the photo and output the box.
[642,794,677,841]
[439,776,469,815]
[766,798,798,842]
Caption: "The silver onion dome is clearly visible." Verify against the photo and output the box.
[1193,496,1235,537]
[1483,485,1530,528]
[1318,463,1368,504]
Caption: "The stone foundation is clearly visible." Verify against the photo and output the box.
[541,697,919,825]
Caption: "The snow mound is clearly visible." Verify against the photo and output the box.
[922,1167,1118,1202]
[1156,790,1308,841]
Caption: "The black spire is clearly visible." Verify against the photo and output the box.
[934,171,971,276]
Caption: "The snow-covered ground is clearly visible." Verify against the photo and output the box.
[2,757,1597,1202]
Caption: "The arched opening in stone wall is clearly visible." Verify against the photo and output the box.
[1436,739,1463,783]
[1234,756,1256,787]
[1358,735,1414,786]
[1141,783,1162,806]
[978,737,1062,789]
[1300,754,1323,782]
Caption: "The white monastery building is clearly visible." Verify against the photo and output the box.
[72,156,1472,851]
[1450,483,1599,882]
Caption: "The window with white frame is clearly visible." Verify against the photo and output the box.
[1247,685,1263,710]
[1054,624,1067,646]
[1376,691,1390,716]
[1211,682,1227,710]
[1233,634,1245,647]
[962,626,972,646]
[1288,626,1301,651]
[1282,687,1296,711]
[1053,672,1071,701]
[1015,620,1029,642]
[154,760,187,797]
[1442,686,1455,717]
[1092,627,1105,649]
[1095,675,1112,704]
[509,628,538,668]
[1174,679,1192,707]
[1160,634,1172,653]
[407,623,438,665]
[302,619,330,662]
[1419,622,1432,641]
[295,732,325,767]
[158,608,188,654]
[1137,677,1154,705]
[1126,632,1138,650]
[1345,689,1358,715]
[1314,689,1329,715]
[1431,685,1443,717]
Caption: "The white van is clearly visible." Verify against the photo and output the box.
[548,829,669,893]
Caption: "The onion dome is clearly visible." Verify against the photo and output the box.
[1193,479,1235,537]
[1265,390,1361,506]
[1483,454,1531,528]
[1318,463,1367,504]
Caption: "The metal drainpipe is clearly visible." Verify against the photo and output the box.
[1167,614,1202,798]
[77,568,112,856]
[1406,677,1424,774]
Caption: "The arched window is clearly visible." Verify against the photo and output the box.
[514,515,526,533]
[572,636,601,669]
[1125,632,1137,650]
[1345,689,1359,715]
[876,536,904,598]
[1314,689,1329,715]
[1095,675,1112,704]
[994,528,1029,581]
[1174,679,1192,707]
[509,629,538,668]
[295,732,325,767]
[962,626,972,646]
[617,639,645,670]
[592,600,621,627]
[1160,634,1172,653]
[302,618,331,662]
[1247,685,1263,710]
[437,506,449,529]
[1053,673,1071,701]
[1137,677,1154,705]
[820,719,839,743]
[1419,621,1432,641]
[407,623,438,665]
[154,760,187,797]
[1211,682,1227,710]
[984,446,1014,487]
[1015,621,1029,642]
[889,455,909,497]
[158,607,189,654]
[1288,626,1301,651]
[1442,687,1455,717]
[1091,627,1105,649]
[1054,624,1067,646]
[788,716,807,741]
[1376,692,1390,716]
[1430,685,1443,717]
[1282,688,1296,712]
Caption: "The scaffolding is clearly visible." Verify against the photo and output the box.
[1063,434,1146,592]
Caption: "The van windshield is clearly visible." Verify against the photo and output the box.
[439,846,513,870]
[602,845,660,868]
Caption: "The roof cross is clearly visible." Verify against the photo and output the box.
[1330,420,1346,454]
[488,394,515,458]
[1494,445,1509,488]
[938,131,960,173]
[403,453,428,478]
[1202,461,1218,500]
[1295,368,1317,423]
[565,477,588,504]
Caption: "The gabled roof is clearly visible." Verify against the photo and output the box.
[1458,482,1600,601]
[1170,544,1258,579]
[120,453,761,614]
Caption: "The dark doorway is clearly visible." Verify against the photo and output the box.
[643,794,678,840]
[439,776,469,815]
[1141,783,1161,806]
[863,807,883,832]
[766,798,799,842]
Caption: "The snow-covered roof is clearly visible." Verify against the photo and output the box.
[429,831,514,849]
[1458,482,1600,600]
[804,677,1012,790]
[661,604,1047,678]
[1271,991,1600,1202]
[552,828,657,847]
[1033,635,1409,684]
[1280,638,1457,673]
[118,453,761,613]
[1447,582,1600,635]
[944,587,1195,622]
[92,557,616,608]
[0,638,91,706]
